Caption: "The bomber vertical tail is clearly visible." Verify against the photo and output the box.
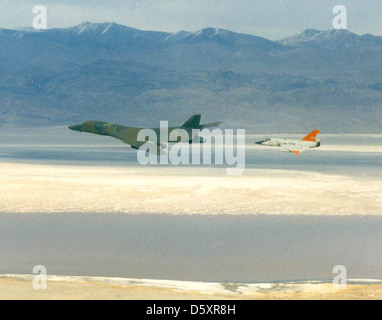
[181,115,201,128]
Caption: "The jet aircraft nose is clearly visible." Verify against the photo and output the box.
[255,140,265,145]
[68,124,83,131]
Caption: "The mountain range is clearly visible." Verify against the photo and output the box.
[0,22,381,132]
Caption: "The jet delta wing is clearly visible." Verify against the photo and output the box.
[281,145,310,154]
[256,130,321,154]
[68,115,223,154]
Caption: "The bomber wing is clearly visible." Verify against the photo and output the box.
[119,128,166,155]
[120,135,162,154]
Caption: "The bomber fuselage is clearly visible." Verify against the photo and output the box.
[68,120,198,143]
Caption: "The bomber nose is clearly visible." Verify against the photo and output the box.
[68,124,82,131]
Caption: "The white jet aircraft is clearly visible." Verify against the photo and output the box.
[255,130,321,154]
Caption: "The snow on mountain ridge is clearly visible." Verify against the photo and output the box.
[278,28,382,47]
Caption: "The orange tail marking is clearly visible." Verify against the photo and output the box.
[290,150,300,155]
[302,130,320,142]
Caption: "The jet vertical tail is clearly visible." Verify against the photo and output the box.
[301,130,320,142]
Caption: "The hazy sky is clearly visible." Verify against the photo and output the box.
[0,0,381,39]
